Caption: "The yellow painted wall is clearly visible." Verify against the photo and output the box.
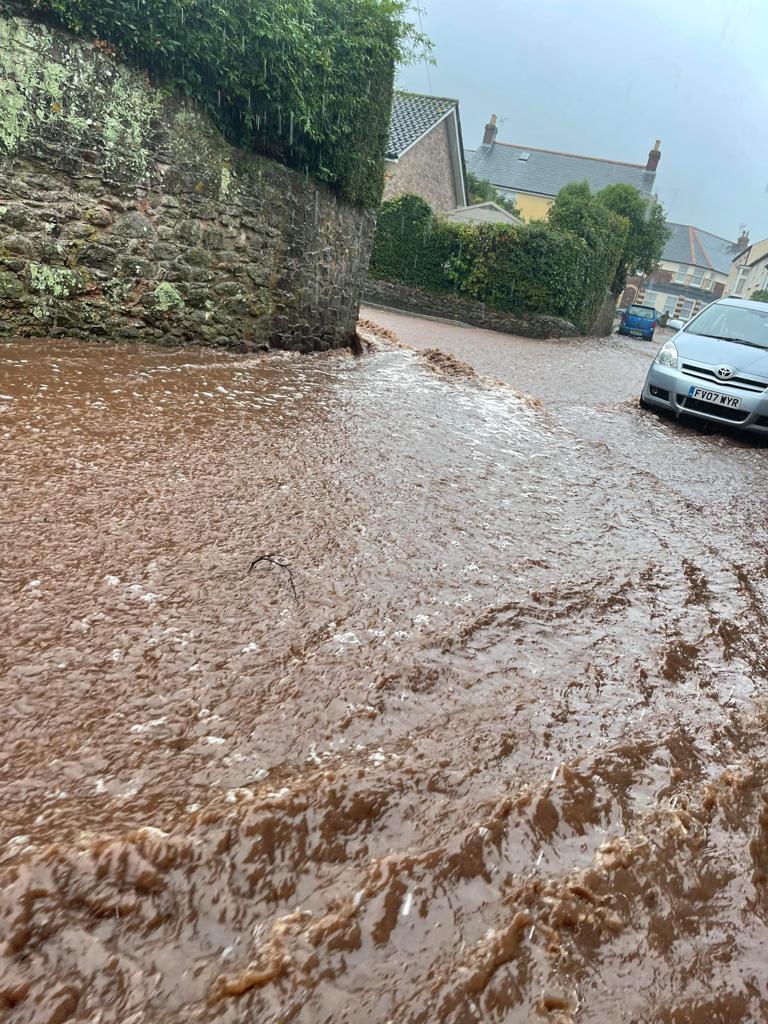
[515,192,554,222]
[747,238,768,265]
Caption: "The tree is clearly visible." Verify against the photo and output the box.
[548,181,625,249]
[751,289,768,303]
[466,172,521,217]
[548,182,629,319]
[595,183,670,294]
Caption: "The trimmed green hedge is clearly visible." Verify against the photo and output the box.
[6,0,412,207]
[370,193,458,292]
[370,195,625,332]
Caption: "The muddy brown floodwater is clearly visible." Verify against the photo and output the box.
[1,311,768,1024]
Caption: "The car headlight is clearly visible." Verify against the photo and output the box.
[655,340,678,368]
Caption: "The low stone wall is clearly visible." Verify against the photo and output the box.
[363,279,576,339]
[0,15,374,350]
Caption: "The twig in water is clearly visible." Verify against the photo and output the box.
[248,554,298,601]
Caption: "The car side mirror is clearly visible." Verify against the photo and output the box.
[667,318,685,331]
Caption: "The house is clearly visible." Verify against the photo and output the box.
[623,224,746,321]
[445,201,522,226]
[466,115,661,221]
[727,237,768,299]
[384,91,468,213]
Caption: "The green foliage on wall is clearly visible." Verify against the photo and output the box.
[370,194,459,293]
[370,194,625,332]
[6,0,423,207]
[751,289,768,303]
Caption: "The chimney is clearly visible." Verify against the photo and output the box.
[646,139,661,172]
[483,114,498,147]
[737,228,750,250]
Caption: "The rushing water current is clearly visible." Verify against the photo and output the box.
[2,313,768,1023]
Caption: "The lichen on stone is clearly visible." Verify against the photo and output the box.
[220,164,233,199]
[153,282,184,312]
[28,262,84,297]
[0,15,157,177]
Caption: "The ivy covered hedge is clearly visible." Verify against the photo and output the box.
[370,194,627,333]
[7,0,415,207]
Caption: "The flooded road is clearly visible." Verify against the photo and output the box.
[2,313,768,1023]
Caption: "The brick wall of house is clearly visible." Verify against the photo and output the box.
[383,119,459,212]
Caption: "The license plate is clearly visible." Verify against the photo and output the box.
[630,329,644,336]
[688,385,741,409]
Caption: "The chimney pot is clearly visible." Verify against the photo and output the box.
[737,229,750,250]
[646,139,661,172]
[483,114,498,147]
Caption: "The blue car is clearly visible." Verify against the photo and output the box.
[619,303,658,340]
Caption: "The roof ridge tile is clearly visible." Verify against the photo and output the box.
[393,89,458,105]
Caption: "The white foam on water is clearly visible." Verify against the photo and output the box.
[130,718,166,734]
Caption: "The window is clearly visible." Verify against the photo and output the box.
[734,267,750,296]
[690,268,704,288]
[628,305,655,319]
[686,303,768,348]
[679,300,694,320]
[497,188,516,204]
[701,273,712,291]
[675,267,687,284]
[644,292,660,311]
[663,295,678,316]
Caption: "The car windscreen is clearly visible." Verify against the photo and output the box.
[685,304,768,348]
[627,306,655,319]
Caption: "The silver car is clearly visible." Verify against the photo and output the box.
[641,297,768,435]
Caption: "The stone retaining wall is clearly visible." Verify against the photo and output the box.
[364,278,577,339]
[0,14,375,350]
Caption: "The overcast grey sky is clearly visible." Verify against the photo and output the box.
[397,0,768,242]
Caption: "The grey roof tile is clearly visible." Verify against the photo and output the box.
[468,142,656,198]
[387,91,457,159]
[662,222,737,275]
